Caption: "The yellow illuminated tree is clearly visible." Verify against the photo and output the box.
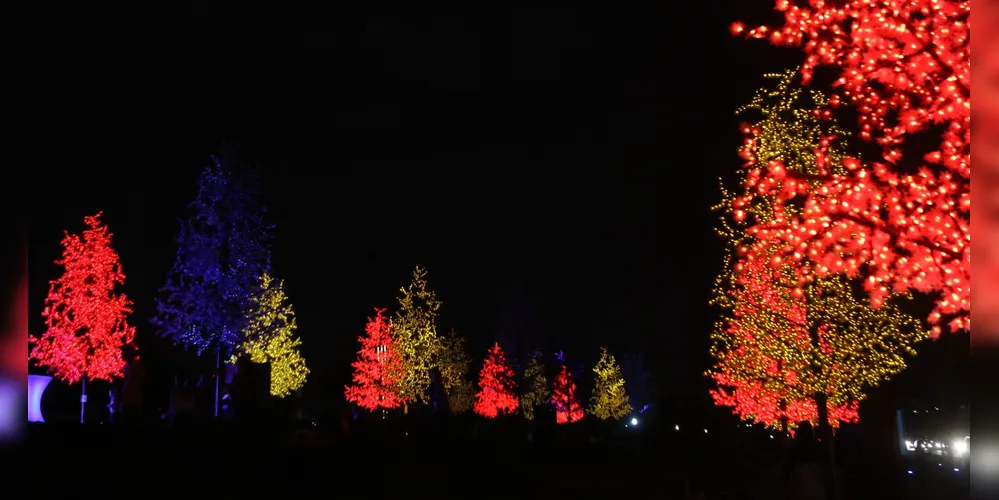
[708,70,928,433]
[438,329,474,414]
[238,273,309,398]
[392,266,442,408]
[588,347,632,420]
[519,351,549,420]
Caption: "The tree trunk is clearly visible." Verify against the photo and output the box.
[814,391,838,500]
[214,348,220,418]
[80,376,87,424]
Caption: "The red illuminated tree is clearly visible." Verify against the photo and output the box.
[345,308,405,411]
[730,0,971,337]
[29,213,137,423]
[473,342,519,418]
[551,365,584,424]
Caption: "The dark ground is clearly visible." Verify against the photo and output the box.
[25,416,968,499]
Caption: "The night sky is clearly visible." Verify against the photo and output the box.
[28,4,967,416]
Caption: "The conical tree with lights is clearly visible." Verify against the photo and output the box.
[707,71,928,434]
[474,342,518,418]
[392,266,442,410]
[238,273,309,397]
[589,347,632,420]
[519,350,549,420]
[552,365,583,424]
[438,329,474,414]
[30,213,137,423]
[346,308,405,411]
[731,1,970,337]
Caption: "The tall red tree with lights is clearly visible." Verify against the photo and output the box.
[345,308,405,412]
[730,0,971,338]
[552,365,584,424]
[473,342,518,418]
[29,213,137,423]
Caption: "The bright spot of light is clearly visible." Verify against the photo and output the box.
[630,417,638,426]
[907,470,914,475]
[675,424,679,431]
[954,468,960,472]
[704,429,708,434]
[952,439,969,456]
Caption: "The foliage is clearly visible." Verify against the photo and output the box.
[30,213,136,383]
[474,342,519,418]
[437,329,474,414]
[154,149,273,355]
[588,347,632,420]
[391,266,442,405]
[707,75,929,431]
[519,351,550,420]
[732,0,970,337]
[237,273,308,397]
[552,365,584,424]
[345,308,405,411]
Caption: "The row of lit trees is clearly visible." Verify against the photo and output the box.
[711,1,969,497]
[345,267,633,423]
[29,150,310,422]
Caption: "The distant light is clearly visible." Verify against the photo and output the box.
[907,470,914,475]
[954,468,960,472]
[704,429,708,434]
[675,424,680,431]
[938,463,942,467]
[770,435,774,439]
[630,417,638,426]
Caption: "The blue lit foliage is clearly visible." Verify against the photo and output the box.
[153,149,273,355]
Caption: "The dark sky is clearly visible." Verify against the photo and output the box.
[27,4,966,412]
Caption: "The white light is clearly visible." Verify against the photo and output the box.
[906,440,915,451]
[952,439,969,456]
[630,417,638,426]
[675,424,679,431]
[704,429,708,434]
[954,468,960,472]
[907,470,914,475]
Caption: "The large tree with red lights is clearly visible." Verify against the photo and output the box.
[29,213,137,423]
[730,0,971,338]
[552,365,584,424]
[708,72,927,433]
[473,342,518,418]
[345,308,405,411]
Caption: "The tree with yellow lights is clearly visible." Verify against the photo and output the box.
[238,273,309,398]
[392,266,442,410]
[589,347,632,421]
[708,71,928,434]
[437,329,474,414]
[519,351,549,420]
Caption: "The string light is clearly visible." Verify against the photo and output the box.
[473,342,519,418]
[154,152,273,354]
[438,329,474,414]
[733,0,971,337]
[519,351,550,420]
[588,347,632,421]
[552,365,584,424]
[345,308,405,411]
[237,273,309,398]
[392,266,443,406]
[30,213,137,383]
[708,74,930,432]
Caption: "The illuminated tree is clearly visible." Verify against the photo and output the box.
[589,347,632,420]
[519,350,549,420]
[551,365,583,424]
[346,308,405,411]
[29,213,137,423]
[730,1,971,337]
[154,149,272,414]
[708,73,929,432]
[392,266,442,409]
[437,329,474,414]
[473,342,518,418]
[237,273,308,398]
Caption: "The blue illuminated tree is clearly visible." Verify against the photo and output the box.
[153,147,272,414]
